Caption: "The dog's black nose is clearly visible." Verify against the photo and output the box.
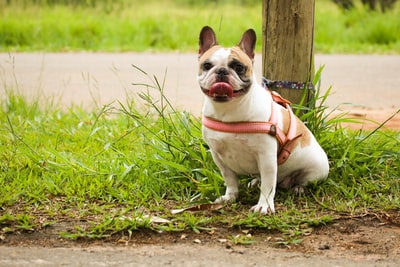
[216,68,229,82]
[216,68,229,76]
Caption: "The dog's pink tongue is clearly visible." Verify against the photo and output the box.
[209,82,233,97]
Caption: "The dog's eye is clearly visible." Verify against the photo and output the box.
[202,62,213,71]
[235,64,245,74]
[230,61,246,75]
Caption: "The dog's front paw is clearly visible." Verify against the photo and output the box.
[214,193,237,204]
[250,202,275,215]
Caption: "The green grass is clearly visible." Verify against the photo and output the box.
[1,65,399,243]
[315,1,400,53]
[1,0,400,53]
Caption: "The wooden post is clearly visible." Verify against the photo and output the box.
[262,0,315,106]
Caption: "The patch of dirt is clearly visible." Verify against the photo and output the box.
[298,213,400,258]
[1,211,400,261]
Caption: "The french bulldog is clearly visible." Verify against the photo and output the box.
[198,26,329,214]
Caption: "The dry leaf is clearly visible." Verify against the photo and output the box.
[171,203,223,214]
[143,214,171,224]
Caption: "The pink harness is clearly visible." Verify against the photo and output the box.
[202,91,302,165]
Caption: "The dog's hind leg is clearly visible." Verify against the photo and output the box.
[278,168,326,195]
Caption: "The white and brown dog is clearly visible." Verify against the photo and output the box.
[198,26,329,214]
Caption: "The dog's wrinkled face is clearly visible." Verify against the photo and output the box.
[198,26,256,102]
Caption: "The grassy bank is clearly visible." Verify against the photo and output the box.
[1,67,399,242]
[1,0,400,53]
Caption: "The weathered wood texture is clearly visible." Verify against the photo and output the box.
[262,0,315,105]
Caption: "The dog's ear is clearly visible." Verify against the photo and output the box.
[199,26,218,56]
[238,29,256,60]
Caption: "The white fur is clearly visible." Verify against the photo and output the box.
[200,48,329,215]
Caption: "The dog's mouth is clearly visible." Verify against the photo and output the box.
[202,82,245,102]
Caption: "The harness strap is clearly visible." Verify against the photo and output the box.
[270,91,303,164]
[202,90,302,165]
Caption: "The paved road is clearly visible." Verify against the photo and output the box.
[1,243,399,267]
[1,53,400,115]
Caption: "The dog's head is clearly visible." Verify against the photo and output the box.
[197,26,256,102]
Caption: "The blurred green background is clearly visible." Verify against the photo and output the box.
[1,0,399,53]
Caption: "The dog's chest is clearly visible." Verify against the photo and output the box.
[204,129,274,175]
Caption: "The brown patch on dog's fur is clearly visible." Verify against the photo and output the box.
[278,105,290,133]
[230,46,253,76]
[278,105,312,149]
[296,117,312,148]
[198,45,221,74]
